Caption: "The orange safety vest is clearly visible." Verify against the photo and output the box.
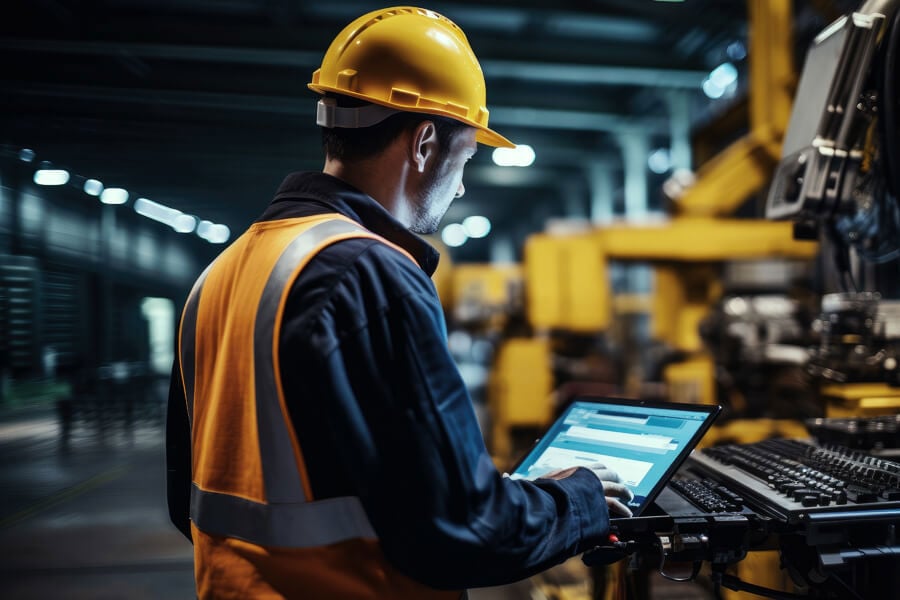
[179,213,462,599]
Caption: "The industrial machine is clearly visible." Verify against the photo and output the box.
[588,430,900,599]
[582,1,900,598]
[488,0,819,468]
[763,0,900,418]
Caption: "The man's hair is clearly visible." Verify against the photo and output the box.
[321,94,469,161]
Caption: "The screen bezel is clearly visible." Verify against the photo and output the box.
[510,396,722,518]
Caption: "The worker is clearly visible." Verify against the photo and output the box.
[166,6,633,599]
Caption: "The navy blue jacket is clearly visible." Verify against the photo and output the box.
[166,171,613,589]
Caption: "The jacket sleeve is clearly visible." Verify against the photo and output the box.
[293,246,613,590]
[165,359,193,543]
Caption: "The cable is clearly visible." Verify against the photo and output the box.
[656,551,702,582]
[715,572,809,600]
[828,7,900,269]
[834,168,900,265]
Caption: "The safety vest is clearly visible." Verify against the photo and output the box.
[179,213,461,599]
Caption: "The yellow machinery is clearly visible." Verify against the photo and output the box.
[453,1,899,598]
[488,0,810,466]
[449,263,523,331]
[485,1,855,598]
[485,218,820,468]
[820,383,900,418]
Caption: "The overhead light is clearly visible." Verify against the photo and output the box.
[492,144,535,167]
[100,187,129,205]
[83,179,104,196]
[135,197,179,223]
[135,197,196,233]
[709,62,738,87]
[172,214,197,234]
[462,215,491,238]
[204,224,230,244]
[441,223,468,247]
[197,219,231,243]
[702,62,738,99]
[33,168,70,186]
[19,148,35,163]
[197,220,214,238]
[647,148,671,174]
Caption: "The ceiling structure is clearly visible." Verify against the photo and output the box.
[1,0,853,262]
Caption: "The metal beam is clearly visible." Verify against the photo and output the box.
[490,106,667,134]
[0,39,322,67]
[4,82,668,135]
[0,39,708,89]
[483,60,706,89]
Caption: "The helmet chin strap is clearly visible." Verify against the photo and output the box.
[316,97,401,129]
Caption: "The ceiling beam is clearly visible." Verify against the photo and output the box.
[483,60,706,89]
[0,39,708,89]
[3,82,670,135]
[490,107,667,135]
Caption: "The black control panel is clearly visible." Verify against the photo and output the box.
[593,437,900,599]
[688,438,900,522]
[806,415,900,450]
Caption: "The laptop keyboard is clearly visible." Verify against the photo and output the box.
[670,478,745,513]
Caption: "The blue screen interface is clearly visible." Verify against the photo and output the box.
[511,401,711,513]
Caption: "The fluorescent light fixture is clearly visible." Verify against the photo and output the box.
[205,224,230,244]
[172,214,197,234]
[197,220,230,243]
[462,215,491,238]
[100,187,129,205]
[19,148,35,162]
[134,198,202,233]
[135,197,179,223]
[441,223,468,247]
[702,78,725,99]
[492,144,536,167]
[709,62,738,87]
[134,197,196,233]
[197,220,214,238]
[33,168,70,186]
[702,62,738,99]
[647,148,671,174]
[83,179,104,196]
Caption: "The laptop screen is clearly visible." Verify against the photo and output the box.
[510,398,721,516]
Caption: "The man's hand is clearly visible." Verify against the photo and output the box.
[541,463,634,518]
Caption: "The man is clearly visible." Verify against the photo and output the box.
[167,6,633,599]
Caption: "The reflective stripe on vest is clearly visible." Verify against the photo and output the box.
[178,262,214,424]
[179,214,415,548]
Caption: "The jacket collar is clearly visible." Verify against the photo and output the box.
[263,172,441,276]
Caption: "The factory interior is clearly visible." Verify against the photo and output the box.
[2,0,900,598]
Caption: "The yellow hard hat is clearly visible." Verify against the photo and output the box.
[308,6,514,148]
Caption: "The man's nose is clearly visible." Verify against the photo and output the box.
[455,181,465,198]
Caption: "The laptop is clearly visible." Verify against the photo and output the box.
[510,397,722,517]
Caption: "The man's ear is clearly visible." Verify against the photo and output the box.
[410,120,439,173]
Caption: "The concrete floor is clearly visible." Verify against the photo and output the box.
[0,404,711,599]
[0,405,550,599]
[0,406,194,599]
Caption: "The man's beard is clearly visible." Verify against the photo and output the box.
[408,160,452,235]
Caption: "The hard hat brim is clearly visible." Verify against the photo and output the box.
[476,127,515,149]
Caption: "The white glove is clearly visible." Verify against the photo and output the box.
[537,462,634,517]
[584,462,634,518]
